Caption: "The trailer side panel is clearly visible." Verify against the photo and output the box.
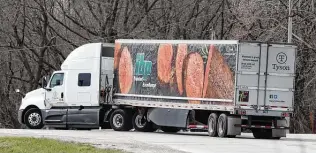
[112,41,238,105]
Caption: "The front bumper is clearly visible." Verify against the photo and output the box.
[18,109,24,124]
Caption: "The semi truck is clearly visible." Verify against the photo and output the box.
[17,39,296,139]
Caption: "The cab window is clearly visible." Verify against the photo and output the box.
[78,73,91,86]
[49,73,64,88]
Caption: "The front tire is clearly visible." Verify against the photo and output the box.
[24,108,44,129]
[110,109,133,131]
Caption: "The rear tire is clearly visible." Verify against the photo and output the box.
[160,126,180,133]
[217,113,228,138]
[24,108,44,129]
[110,109,133,131]
[132,112,155,132]
[207,113,218,137]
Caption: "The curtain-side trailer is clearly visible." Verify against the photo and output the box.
[17,39,296,139]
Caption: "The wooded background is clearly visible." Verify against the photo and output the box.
[0,0,315,133]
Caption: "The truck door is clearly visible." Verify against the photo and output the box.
[44,71,67,128]
[66,72,100,128]
[45,72,66,106]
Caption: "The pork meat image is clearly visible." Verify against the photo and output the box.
[183,52,204,104]
[175,44,187,95]
[157,44,173,84]
[118,47,133,94]
[203,45,234,99]
[114,43,121,70]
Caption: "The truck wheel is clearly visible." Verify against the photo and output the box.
[24,108,44,129]
[207,113,218,137]
[160,126,180,133]
[132,112,155,132]
[110,109,132,131]
[217,113,228,138]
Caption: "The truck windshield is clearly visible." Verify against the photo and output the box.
[50,73,64,88]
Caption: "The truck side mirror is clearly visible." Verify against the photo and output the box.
[41,76,48,88]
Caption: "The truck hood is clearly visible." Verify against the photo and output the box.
[19,88,46,110]
[24,88,45,100]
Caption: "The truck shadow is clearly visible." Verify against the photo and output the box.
[152,131,316,143]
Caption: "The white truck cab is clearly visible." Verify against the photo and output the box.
[18,43,114,129]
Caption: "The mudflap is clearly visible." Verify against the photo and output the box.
[147,108,189,128]
[272,119,288,137]
[227,116,241,136]
[272,129,286,137]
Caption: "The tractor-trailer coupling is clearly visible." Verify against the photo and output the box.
[17,39,296,139]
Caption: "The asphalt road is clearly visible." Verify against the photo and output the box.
[0,129,315,153]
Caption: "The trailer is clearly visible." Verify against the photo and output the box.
[17,39,296,139]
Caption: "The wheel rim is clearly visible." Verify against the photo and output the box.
[113,114,124,128]
[135,115,146,128]
[218,117,224,135]
[28,112,41,126]
[208,117,215,133]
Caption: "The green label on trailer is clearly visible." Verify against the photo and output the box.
[135,53,152,79]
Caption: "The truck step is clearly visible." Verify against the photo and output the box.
[44,120,62,123]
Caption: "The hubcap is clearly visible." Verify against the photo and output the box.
[113,114,123,128]
[135,115,146,128]
[28,112,41,126]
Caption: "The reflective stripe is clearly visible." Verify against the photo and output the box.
[188,125,208,129]
[236,124,289,129]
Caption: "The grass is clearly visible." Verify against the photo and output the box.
[0,137,123,153]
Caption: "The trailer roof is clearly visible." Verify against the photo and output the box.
[116,39,239,44]
[115,39,296,47]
